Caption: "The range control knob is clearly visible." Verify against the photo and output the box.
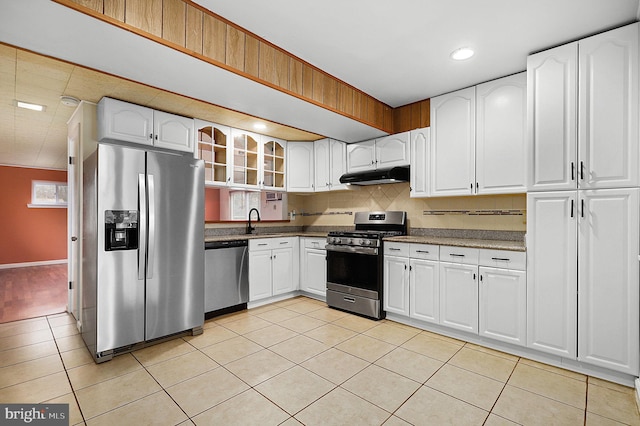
[361,239,370,246]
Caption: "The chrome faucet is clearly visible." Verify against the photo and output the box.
[247,208,261,234]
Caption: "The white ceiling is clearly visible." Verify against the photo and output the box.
[200,0,640,107]
[0,0,639,170]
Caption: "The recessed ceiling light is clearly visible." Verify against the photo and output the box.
[450,47,475,61]
[60,96,80,107]
[15,100,46,112]
[253,123,267,130]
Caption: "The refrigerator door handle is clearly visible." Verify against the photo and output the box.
[147,174,156,279]
[138,174,147,280]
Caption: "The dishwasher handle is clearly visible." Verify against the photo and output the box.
[205,239,249,249]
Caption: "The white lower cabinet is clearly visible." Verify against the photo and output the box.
[439,261,478,333]
[526,191,578,358]
[578,189,639,375]
[249,238,297,302]
[384,242,439,320]
[384,255,410,316]
[527,189,639,375]
[478,265,526,346]
[300,238,327,298]
[409,258,439,323]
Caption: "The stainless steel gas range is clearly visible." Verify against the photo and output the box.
[325,211,407,320]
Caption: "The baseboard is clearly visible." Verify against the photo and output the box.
[0,259,67,269]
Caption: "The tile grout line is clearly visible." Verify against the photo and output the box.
[11,299,637,425]
[46,314,87,426]
[481,353,521,425]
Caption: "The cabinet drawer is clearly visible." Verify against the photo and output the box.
[304,238,327,249]
[479,249,526,270]
[384,242,410,257]
[409,244,439,260]
[250,239,274,251]
[249,237,295,251]
[440,246,479,265]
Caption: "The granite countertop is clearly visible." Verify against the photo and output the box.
[205,232,525,251]
[384,235,526,252]
[205,232,327,243]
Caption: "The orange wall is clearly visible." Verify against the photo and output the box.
[0,166,68,265]
[205,187,220,221]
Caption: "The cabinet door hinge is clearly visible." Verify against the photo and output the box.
[68,156,74,165]
[68,281,73,290]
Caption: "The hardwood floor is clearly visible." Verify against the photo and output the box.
[0,264,67,323]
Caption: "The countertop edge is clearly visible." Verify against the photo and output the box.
[205,232,327,243]
[383,235,526,252]
[205,233,526,251]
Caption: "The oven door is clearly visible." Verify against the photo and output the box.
[326,246,382,299]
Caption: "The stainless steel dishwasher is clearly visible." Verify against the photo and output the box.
[204,239,249,318]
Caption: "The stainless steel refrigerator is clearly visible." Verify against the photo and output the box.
[82,143,204,362]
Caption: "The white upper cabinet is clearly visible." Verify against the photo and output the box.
[528,23,639,191]
[195,120,231,186]
[527,43,577,191]
[230,129,261,188]
[153,110,194,153]
[287,142,315,192]
[347,140,376,172]
[409,127,430,198]
[431,75,527,197]
[430,87,476,196]
[347,133,409,173]
[476,72,527,194]
[98,97,193,153]
[578,24,639,189]
[375,132,410,169]
[260,137,286,191]
[314,139,330,192]
[329,139,348,190]
[98,97,153,146]
[578,188,639,375]
[314,138,347,192]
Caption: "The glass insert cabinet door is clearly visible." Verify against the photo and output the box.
[195,120,231,185]
[262,138,286,189]
[232,129,259,187]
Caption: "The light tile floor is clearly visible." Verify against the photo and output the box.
[1,296,639,425]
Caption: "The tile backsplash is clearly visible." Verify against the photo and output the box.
[289,182,526,231]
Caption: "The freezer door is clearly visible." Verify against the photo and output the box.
[146,151,204,340]
[96,144,146,353]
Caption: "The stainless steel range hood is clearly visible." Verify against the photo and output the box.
[339,166,410,186]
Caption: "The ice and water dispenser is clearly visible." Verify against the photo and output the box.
[105,210,139,251]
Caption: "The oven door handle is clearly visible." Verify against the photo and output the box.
[326,244,378,255]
